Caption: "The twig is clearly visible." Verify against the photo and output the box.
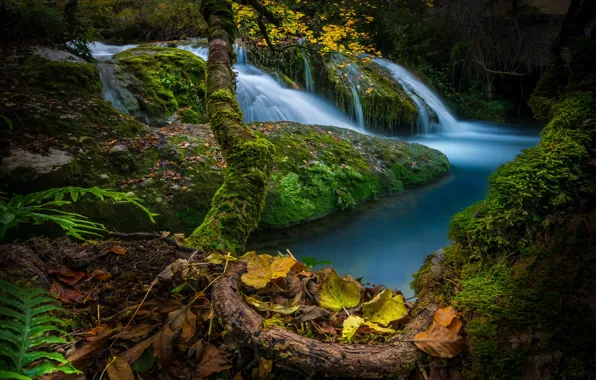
[108,280,157,350]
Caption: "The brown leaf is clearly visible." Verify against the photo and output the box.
[188,340,204,361]
[67,336,110,367]
[233,372,244,380]
[153,324,175,369]
[88,269,112,281]
[106,356,134,380]
[48,265,85,285]
[197,345,231,378]
[311,321,337,336]
[106,245,127,255]
[294,305,330,324]
[120,337,153,364]
[50,282,84,304]
[118,324,159,340]
[258,357,273,377]
[433,306,462,334]
[414,323,464,358]
[168,307,197,343]
[86,325,107,336]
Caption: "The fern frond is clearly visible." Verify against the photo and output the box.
[1,186,158,241]
[0,281,81,379]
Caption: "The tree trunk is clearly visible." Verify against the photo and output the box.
[184,0,274,254]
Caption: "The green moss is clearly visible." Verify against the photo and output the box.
[23,55,102,95]
[116,46,207,123]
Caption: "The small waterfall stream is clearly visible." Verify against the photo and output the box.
[179,45,358,130]
[301,48,315,93]
[350,85,365,129]
[374,58,458,134]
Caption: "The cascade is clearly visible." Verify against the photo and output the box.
[374,58,458,134]
[179,45,358,130]
[350,85,365,129]
[301,48,315,93]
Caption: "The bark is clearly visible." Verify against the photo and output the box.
[213,262,432,378]
[185,0,274,253]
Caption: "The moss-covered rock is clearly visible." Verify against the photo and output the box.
[113,45,207,125]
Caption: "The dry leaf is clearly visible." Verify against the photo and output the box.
[414,308,465,359]
[106,245,127,255]
[153,324,175,369]
[293,305,330,324]
[118,324,158,340]
[433,306,462,334]
[88,269,112,281]
[48,265,85,285]
[188,340,204,361]
[258,357,273,377]
[168,306,197,343]
[241,254,296,289]
[50,282,84,304]
[120,337,153,364]
[197,345,232,378]
[106,356,134,380]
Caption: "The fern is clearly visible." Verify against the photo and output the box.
[0,281,80,379]
[0,186,159,241]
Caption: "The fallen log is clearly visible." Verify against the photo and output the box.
[213,262,437,378]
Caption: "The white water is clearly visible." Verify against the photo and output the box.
[301,48,315,93]
[179,45,359,131]
[350,85,365,129]
[375,58,458,134]
[90,42,138,60]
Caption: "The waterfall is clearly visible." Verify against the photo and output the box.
[179,45,359,131]
[350,85,365,129]
[301,48,315,93]
[374,58,458,134]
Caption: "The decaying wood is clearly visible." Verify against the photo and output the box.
[213,262,437,378]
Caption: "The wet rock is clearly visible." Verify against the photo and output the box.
[31,46,84,63]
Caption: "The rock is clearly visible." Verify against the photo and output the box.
[109,144,129,154]
[31,46,84,63]
[0,148,73,188]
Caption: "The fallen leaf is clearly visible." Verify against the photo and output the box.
[153,324,175,369]
[88,269,112,281]
[188,340,204,361]
[293,305,330,323]
[245,296,300,315]
[414,311,465,359]
[433,306,462,334]
[206,253,237,265]
[106,245,127,255]
[362,289,408,326]
[50,282,84,304]
[120,337,153,364]
[106,356,134,380]
[197,345,232,378]
[241,254,296,289]
[118,324,159,340]
[48,265,85,285]
[258,357,273,377]
[318,269,362,311]
[86,325,106,336]
[168,307,197,343]
[340,316,395,342]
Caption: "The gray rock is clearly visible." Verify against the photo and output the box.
[31,46,84,63]
[0,148,72,177]
[109,144,129,154]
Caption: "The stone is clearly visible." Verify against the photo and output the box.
[0,148,72,178]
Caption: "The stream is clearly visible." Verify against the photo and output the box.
[91,42,541,296]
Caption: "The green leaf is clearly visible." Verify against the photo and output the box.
[0,213,15,225]
[301,257,333,269]
[318,269,362,311]
[0,370,31,380]
[362,289,408,326]
[131,348,155,373]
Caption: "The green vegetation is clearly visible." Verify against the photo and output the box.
[115,46,207,124]
[0,187,157,241]
[0,281,80,379]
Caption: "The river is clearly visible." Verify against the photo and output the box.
[91,42,541,296]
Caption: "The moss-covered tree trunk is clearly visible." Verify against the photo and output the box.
[184,0,274,253]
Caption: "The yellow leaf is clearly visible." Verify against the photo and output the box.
[245,296,300,315]
[241,254,296,289]
[340,315,364,341]
[362,289,408,326]
[318,269,361,311]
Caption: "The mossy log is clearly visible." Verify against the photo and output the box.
[184,1,274,253]
[212,262,435,378]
